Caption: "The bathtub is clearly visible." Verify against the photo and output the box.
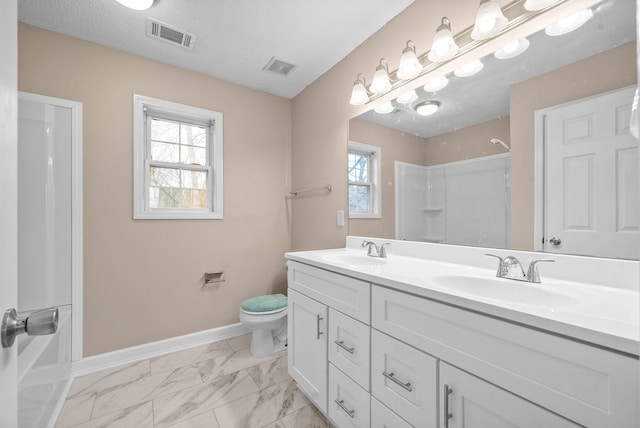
[18,304,72,428]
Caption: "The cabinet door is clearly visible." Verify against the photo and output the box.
[287,288,328,413]
[440,363,580,428]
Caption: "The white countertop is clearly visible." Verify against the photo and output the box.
[286,238,640,357]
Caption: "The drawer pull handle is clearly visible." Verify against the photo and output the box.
[316,315,323,340]
[444,384,453,428]
[334,340,355,354]
[382,371,413,392]
[334,399,355,418]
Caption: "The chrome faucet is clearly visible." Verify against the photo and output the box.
[362,241,389,258]
[486,254,554,283]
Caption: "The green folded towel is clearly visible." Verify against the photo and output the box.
[241,294,287,313]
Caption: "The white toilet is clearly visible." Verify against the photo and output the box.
[239,294,287,357]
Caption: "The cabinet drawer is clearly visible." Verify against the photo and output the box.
[328,308,370,391]
[371,397,413,428]
[328,363,370,428]
[371,330,437,428]
[288,261,370,324]
[372,285,639,428]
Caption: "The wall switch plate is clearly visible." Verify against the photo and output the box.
[337,210,345,227]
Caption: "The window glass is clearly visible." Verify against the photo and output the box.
[134,94,223,219]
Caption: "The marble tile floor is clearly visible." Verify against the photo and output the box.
[55,334,332,428]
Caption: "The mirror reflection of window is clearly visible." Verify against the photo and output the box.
[348,141,381,219]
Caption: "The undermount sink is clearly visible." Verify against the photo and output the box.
[320,253,387,267]
[432,275,576,307]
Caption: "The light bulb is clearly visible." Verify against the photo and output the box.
[397,41,422,80]
[524,0,561,11]
[423,76,449,92]
[428,17,459,62]
[115,0,153,10]
[494,38,530,59]
[349,77,369,106]
[374,101,394,115]
[454,59,484,77]
[471,0,508,40]
[370,60,392,94]
[396,90,419,104]
[545,8,593,36]
[503,41,519,54]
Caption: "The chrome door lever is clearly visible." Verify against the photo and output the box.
[1,307,58,348]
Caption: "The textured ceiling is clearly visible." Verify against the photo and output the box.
[358,0,636,138]
[18,0,414,99]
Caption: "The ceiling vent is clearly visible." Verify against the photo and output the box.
[263,57,296,76]
[146,19,196,50]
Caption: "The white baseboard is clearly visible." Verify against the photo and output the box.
[72,322,250,377]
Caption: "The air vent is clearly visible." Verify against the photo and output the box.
[147,19,196,50]
[263,57,296,76]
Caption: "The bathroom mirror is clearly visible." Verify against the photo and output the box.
[348,0,639,259]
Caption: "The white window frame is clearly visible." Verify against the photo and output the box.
[133,94,223,219]
[348,140,381,219]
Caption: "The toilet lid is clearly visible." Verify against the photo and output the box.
[241,294,287,313]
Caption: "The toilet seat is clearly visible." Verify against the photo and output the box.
[240,306,287,316]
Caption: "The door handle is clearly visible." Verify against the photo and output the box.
[1,307,58,348]
[549,237,561,246]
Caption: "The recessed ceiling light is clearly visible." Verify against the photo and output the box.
[415,101,440,116]
[116,0,153,10]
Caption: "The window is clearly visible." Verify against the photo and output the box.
[133,95,223,219]
[348,141,381,218]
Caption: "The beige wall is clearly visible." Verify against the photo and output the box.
[18,24,292,356]
[424,116,510,166]
[348,119,426,239]
[510,42,636,250]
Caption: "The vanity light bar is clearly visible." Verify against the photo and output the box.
[350,0,582,106]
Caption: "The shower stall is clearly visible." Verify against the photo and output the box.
[17,92,82,427]
[395,154,510,248]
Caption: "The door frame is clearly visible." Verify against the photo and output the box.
[533,85,637,252]
[19,91,83,361]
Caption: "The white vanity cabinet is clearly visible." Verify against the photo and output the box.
[287,261,371,418]
[286,258,639,428]
[372,285,639,428]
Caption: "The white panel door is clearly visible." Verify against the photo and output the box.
[545,86,639,258]
[287,289,328,413]
[0,0,19,425]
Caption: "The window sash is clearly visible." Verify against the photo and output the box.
[133,94,224,220]
[144,113,214,212]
